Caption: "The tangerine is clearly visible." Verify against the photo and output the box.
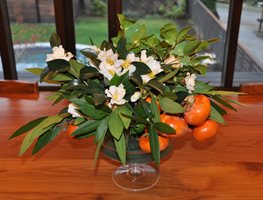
[138,133,169,153]
[192,120,219,142]
[66,124,78,138]
[184,95,211,126]
[145,96,161,111]
[160,114,188,138]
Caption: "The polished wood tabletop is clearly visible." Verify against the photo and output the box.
[1,92,263,200]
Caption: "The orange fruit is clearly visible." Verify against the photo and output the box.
[192,120,219,142]
[184,95,211,126]
[145,96,161,111]
[160,114,188,138]
[66,124,78,138]
[138,133,169,153]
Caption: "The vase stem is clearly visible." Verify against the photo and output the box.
[112,163,159,191]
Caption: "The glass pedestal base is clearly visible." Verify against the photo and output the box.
[112,163,160,191]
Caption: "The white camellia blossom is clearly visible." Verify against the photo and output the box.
[164,55,182,69]
[119,53,139,76]
[105,84,127,105]
[46,45,73,62]
[140,50,163,83]
[97,49,122,80]
[185,72,197,93]
[130,91,141,102]
[68,103,81,118]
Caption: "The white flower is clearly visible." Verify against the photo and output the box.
[164,55,182,68]
[105,84,127,105]
[140,50,163,83]
[97,49,118,62]
[46,45,73,62]
[88,45,100,53]
[68,103,81,118]
[99,61,122,80]
[97,49,122,80]
[119,53,139,76]
[130,91,141,102]
[185,72,196,93]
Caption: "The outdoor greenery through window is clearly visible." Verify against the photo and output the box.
[0,0,262,86]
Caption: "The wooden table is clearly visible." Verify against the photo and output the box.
[1,92,263,199]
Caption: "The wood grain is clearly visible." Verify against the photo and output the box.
[0,93,263,199]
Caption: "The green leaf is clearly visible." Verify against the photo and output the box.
[147,79,165,94]
[40,67,57,83]
[80,48,100,66]
[133,61,152,75]
[222,96,246,107]
[47,59,70,71]
[71,120,99,137]
[172,41,186,56]
[118,105,132,129]
[117,36,128,59]
[209,106,225,124]
[195,64,207,75]
[194,81,214,93]
[176,26,192,42]
[93,93,105,107]
[74,117,85,125]
[211,95,237,112]
[130,74,143,86]
[203,90,244,95]
[153,122,175,134]
[69,60,84,78]
[150,95,160,123]
[52,74,73,81]
[19,115,64,156]
[9,116,48,139]
[159,68,179,83]
[159,97,184,114]
[26,68,43,76]
[50,32,61,47]
[141,100,154,119]
[32,125,63,154]
[114,134,126,164]
[184,41,201,55]
[132,24,147,45]
[121,113,150,125]
[72,99,107,120]
[210,100,227,116]
[149,125,160,165]
[109,109,124,140]
[95,116,109,143]
[79,67,100,80]
[94,127,107,167]
[109,73,122,86]
[117,14,137,32]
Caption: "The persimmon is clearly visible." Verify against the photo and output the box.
[159,114,188,138]
[138,133,169,153]
[145,96,161,111]
[192,120,219,142]
[184,95,211,126]
[66,124,78,138]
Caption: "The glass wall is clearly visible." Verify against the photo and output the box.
[73,0,108,46]
[7,0,56,81]
[233,1,263,86]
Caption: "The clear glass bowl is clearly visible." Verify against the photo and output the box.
[101,135,174,191]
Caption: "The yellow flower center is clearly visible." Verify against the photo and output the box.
[108,69,115,76]
[106,58,115,65]
[148,72,155,79]
[122,60,130,69]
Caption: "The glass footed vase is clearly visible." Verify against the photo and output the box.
[101,134,174,191]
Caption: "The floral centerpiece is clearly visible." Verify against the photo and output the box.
[10,15,241,191]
